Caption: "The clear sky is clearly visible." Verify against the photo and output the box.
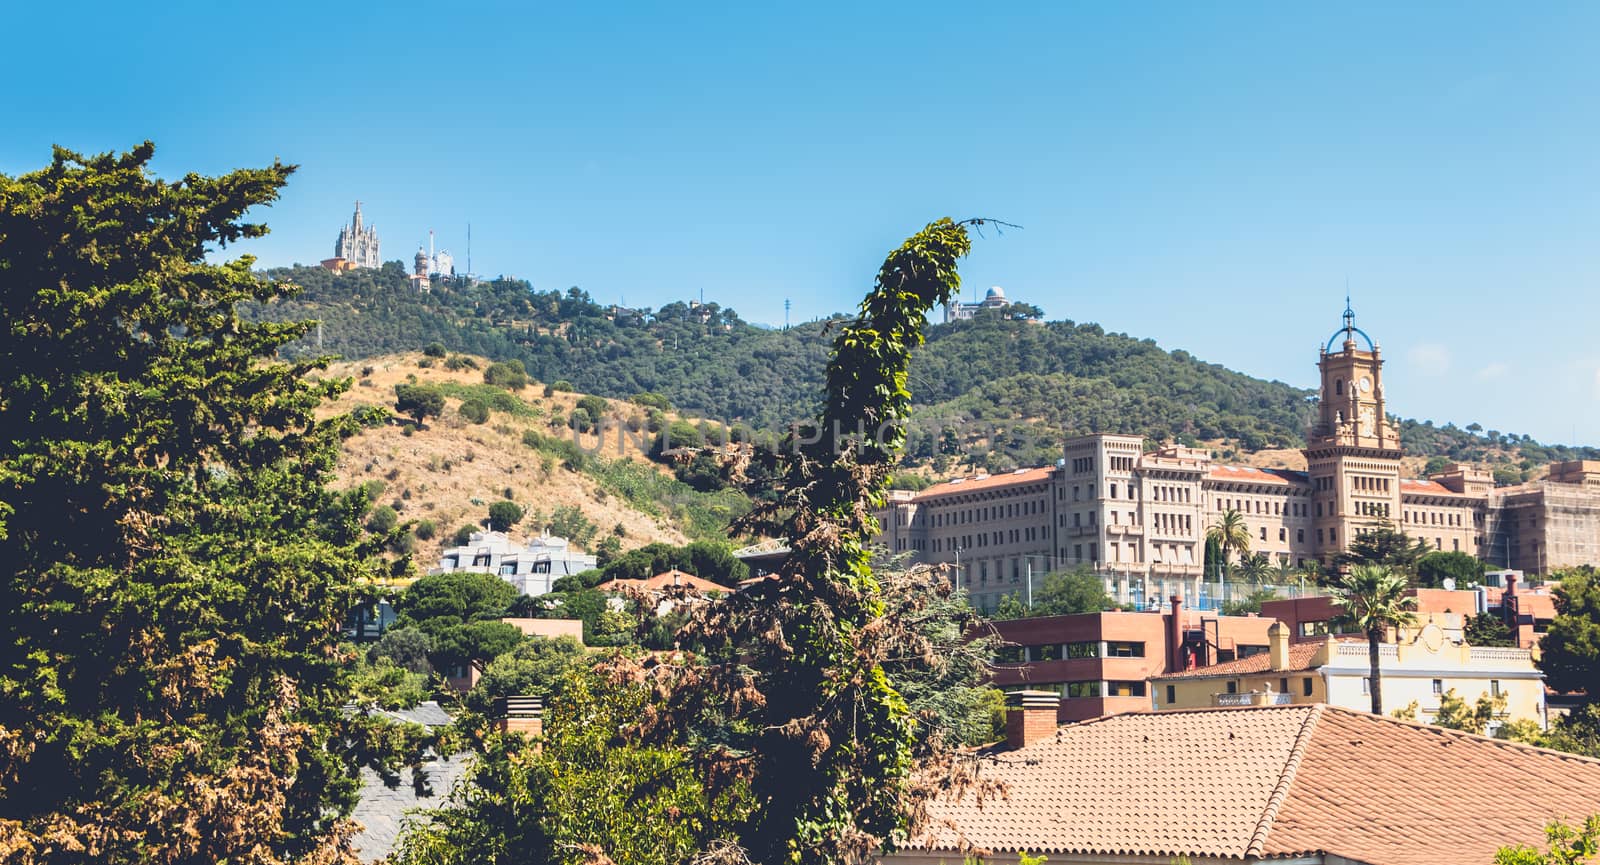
[7,2,1599,446]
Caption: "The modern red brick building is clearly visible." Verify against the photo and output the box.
[989,595,1276,721]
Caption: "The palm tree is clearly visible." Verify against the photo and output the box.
[1231,552,1273,586]
[1206,509,1251,573]
[1331,564,1418,714]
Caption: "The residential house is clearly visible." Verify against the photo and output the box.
[896,693,1600,865]
[1152,620,1546,731]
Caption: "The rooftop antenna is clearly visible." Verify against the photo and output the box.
[784,298,791,330]
[429,229,435,265]
[467,223,472,277]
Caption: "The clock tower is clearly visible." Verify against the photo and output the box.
[1304,302,1403,562]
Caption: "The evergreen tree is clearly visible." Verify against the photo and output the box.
[0,144,404,863]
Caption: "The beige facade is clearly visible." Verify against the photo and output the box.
[1155,622,1547,732]
[875,306,1600,609]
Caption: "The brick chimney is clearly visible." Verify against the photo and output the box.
[1167,594,1185,673]
[1005,690,1061,750]
[1502,573,1519,627]
[494,695,544,738]
[1268,620,1290,672]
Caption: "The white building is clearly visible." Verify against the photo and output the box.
[431,530,597,596]
[944,285,1015,322]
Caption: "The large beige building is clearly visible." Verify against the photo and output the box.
[877,305,1600,610]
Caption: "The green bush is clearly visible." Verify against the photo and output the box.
[451,524,478,546]
[366,505,398,534]
[459,398,490,424]
[630,391,671,411]
[394,383,445,425]
[488,500,524,532]
[483,359,529,390]
[423,342,448,358]
[414,519,437,541]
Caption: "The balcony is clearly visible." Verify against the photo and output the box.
[1469,647,1533,664]
[1214,692,1293,707]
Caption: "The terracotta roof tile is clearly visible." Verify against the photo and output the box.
[1399,478,1469,496]
[595,569,727,593]
[912,467,1055,501]
[916,705,1600,864]
[1151,641,1325,680]
[1207,465,1309,486]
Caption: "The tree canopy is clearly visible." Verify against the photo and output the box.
[242,261,1596,474]
[0,143,408,863]
[1540,566,1600,697]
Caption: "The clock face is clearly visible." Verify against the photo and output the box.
[1359,376,1372,393]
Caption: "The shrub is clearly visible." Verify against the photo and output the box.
[488,500,524,532]
[451,524,478,546]
[366,505,399,535]
[394,383,445,425]
[423,342,448,358]
[444,354,479,371]
[414,519,437,541]
[459,399,490,424]
[630,391,672,411]
[483,359,529,390]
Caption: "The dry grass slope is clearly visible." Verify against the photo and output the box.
[316,352,688,566]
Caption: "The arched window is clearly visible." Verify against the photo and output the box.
[1335,379,1344,396]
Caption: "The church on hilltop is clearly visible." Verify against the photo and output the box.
[876,304,1600,611]
[321,201,382,272]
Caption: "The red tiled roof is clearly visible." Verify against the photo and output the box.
[1151,641,1326,680]
[1399,478,1472,497]
[916,704,1600,864]
[1207,465,1309,486]
[912,466,1054,501]
[595,569,727,594]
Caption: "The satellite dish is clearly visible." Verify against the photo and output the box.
[1442,578,1457,591]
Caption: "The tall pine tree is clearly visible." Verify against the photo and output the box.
[0,144,402,864]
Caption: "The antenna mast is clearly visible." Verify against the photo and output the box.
[467,223,472,277]
[784,298,791,330]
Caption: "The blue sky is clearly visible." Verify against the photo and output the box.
[6,2,1599,445]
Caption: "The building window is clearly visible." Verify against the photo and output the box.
[1166,684,1176,705]
[1279,678,1289,695]
[1066,681,1102,699]
[1065,641,1101,659]
[1432,679,1443,695]
[1106,641,1144,658]
[1106,681,1146,698]
[1362,677,1371,695]
[1238,645,1269,658]
[1226,681,1238,694]
[1302,677,1313,697]
[1491,680,1502,697]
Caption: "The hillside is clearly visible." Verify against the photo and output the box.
[318,351,750,566]
[252,263,1597,482]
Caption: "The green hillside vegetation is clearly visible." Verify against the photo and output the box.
[247,263,1598,476]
